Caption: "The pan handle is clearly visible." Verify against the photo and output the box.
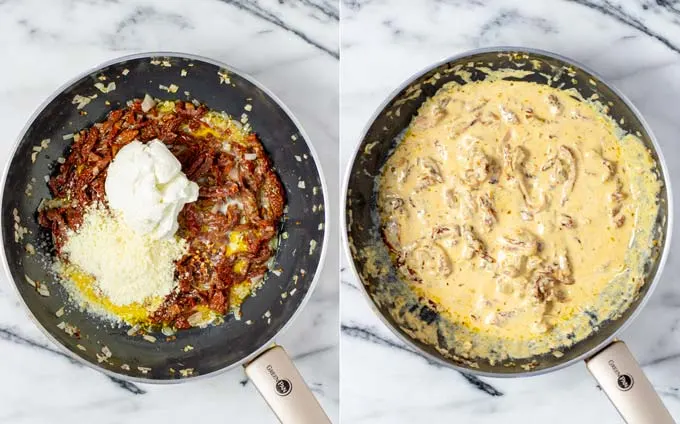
[244,345,332,424]
[585,340,675,424]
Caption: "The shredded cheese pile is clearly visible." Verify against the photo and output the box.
[62,205,187,306]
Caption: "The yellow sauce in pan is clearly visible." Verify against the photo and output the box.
[377,78,661,362]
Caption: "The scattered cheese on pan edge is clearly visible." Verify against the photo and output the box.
[61,204,187,308]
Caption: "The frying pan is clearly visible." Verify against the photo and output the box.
[1,52,330,424]
[343,47,674,423]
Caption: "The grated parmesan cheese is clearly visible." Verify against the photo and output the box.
[62,205,187,306]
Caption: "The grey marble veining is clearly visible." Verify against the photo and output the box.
[341,0,680,422]
[0,0,338,423]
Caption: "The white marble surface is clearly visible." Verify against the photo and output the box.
[341,0,680,422]
[0,0,338,423]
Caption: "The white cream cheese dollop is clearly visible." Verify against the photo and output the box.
[105,139,198,239]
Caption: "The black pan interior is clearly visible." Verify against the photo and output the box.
[2,54,326,380]
[345,49,668,374]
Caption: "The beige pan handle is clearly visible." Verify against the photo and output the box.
[245,345,332,424]
[586,341,675,424]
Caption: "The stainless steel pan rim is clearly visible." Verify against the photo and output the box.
[0,51,330,385]
[341,45,673,378]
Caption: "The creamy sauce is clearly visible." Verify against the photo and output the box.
[377,79,661,361]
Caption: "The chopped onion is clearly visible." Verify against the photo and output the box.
[72,94,93,109]
[24,275,36,287]
[101,346,112,358]
[179,368,194,377]
[244,153,257,161]
[187,311,204,327]
[36,282,50,297]
[141,94,156,112]
[38,198,69,212]
[250,275,264,286]
[187,310,215,328]
[228,167,239,181]
[94,82,116,93]
[143,334,157,343]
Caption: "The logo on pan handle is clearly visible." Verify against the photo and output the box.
[617,374,634,391]
[266,365,293,397]
[275,378,293,396]
[608,360,634,391]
